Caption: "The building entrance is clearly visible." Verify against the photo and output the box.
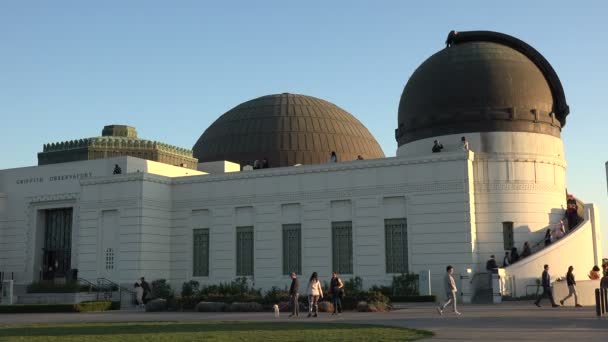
[42,208,72,280]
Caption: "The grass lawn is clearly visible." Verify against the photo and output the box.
[0,321,432,341]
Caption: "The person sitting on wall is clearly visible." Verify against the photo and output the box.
[253,160,261,169]
[588,265,601,280]
[486,255,498,273]
[521,241,532,258]
[113,164,122,175]
[432,140,444,153]
[601,271,608,289]
[262,157,269,168]
[461,136,469,152]
[329,151,338,163]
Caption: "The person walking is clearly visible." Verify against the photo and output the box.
[134,283,144,310]
[437,265,461,315]
[140,277,151,304]
[534,264,560,307]
[560,266,582,307]
[330,271,344,315]
[307,272,323,317]
[289,272,300,318]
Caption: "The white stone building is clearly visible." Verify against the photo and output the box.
[0,31,603,301]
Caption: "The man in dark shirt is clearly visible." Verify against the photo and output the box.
[140,277,152,304]
[559,266,582,307]
[534,265,559,307]
[289,272,299,317]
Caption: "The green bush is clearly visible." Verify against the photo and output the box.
[74,301,112,312]
[26,281,90,293]
[198,277,262,303]
[262,286,290,304]
[391,273,419,296]
[0,304,75,314]
[388,295,436,302]
[181,280,200,297]
[364,291,390,305]
[151,279,173,299]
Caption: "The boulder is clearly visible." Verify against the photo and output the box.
[318,301,334,313]
[227,302,264,312]
[195,301,227,312]
[145,298,167,312]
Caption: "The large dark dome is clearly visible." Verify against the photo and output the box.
[396,31,569,146]
[193,93,385,167]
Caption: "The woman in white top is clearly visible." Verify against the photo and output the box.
[307,272,323,317]
[134,282,144,310]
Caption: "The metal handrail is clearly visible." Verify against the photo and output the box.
[96,277,136,307]
[77,277,97,293]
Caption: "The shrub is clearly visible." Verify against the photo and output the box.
[342,276,363,298]
[227,302,264,312]
[196,301,227,312]
[262,286,290,304]
[26,281,90,293]
[181,280,200,297]
[151,279,173,299]
[318,301,334,313]
[198,277,262,303]
[391,273,419,296]
[74,301,112,312]
[388,295,436,302]
[364,291,390,305]
[0,304,75,314]
[176,296,199,310]
[145,298,168,312]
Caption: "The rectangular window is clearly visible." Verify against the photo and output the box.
[332,221,353,274]
[193,229,210,277]
[385,218,408,273]
[282,224,302,275]
[236,226,254,276]
[503,222,514,251]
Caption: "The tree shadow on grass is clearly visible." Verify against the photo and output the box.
[0,322,424,338]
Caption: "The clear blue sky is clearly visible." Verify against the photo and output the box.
[1,1,607,254]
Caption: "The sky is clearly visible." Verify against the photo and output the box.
[1,1,607,254]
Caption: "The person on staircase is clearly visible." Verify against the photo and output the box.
[502,251,510,267]
[521,242,532,258]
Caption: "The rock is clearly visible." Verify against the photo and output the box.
[318,301,334,313]
[227,302,263,312]
[145,298,167,312]
[196,301,227,312]
[356,301,369,312]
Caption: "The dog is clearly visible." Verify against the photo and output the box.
[273,304,280,318]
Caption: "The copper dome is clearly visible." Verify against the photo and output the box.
[193,93,385,167]
[396,31,569,146]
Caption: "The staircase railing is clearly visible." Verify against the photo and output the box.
[77,277,97,293]
[96,278,136,308]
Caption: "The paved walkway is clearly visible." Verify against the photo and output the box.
[1,302,607,341]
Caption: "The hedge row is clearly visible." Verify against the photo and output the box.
[389,295,436,302]
[0,301,118,314]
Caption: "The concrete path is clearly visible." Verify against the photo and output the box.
[1,302,607,341]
